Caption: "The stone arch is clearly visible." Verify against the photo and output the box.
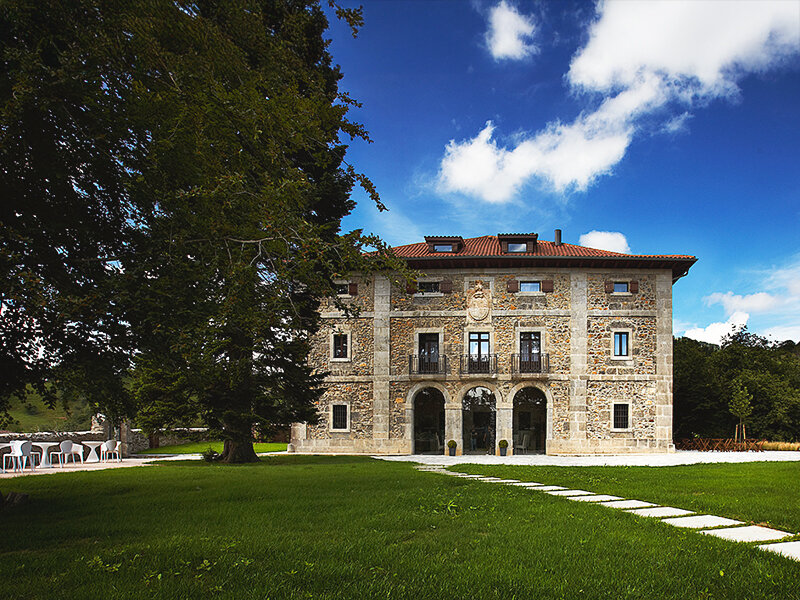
[460,383,500,454]
[509,382,552,455]
[405,382,450,454]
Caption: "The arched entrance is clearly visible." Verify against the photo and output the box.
[462,386,496,454]
[513,387,547,454]
[413,387,445,454]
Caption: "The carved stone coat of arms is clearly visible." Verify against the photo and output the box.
[467,282,491,322]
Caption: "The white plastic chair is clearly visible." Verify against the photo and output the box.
[52,440,84,468]
[2,440,41,472]
[101,440,121,462]
[514,433,530,455]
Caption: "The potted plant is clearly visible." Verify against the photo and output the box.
[447,439,457,456]
[498,439,509,456]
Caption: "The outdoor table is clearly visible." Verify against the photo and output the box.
[82,441,104,463]
[31,441,60,468]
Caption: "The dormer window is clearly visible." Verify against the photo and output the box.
[498,233,538,254]
[424,236,464,253]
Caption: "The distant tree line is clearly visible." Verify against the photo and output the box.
[673,329,800,441]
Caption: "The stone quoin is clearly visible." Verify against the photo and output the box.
[290,231,696,456]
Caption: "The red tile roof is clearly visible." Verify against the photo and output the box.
[393,234,694,260]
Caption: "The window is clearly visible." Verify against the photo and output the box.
[331,404,349,430]
[417,281,440,294]
[433,244,452,253]
[519,332,542,373]
[613,331,629,357]
[613,282,629,293]
[467,332,491,373]
[333,333,349,359]
[613,403,630,430]
[519,281,541,293]
[507,242,526,253]
[335,283,349,296]
[418,333,440,373]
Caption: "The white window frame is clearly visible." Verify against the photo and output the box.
[413,277,443,297]
[330,329,352,362]
[611,281,631,296]
[611,402,632,432]
[333,279,352,298]
[329,402,351,432]
[518,280,543,295]
[611,328,632,361]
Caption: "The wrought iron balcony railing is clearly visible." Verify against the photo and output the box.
[459,354,497,375]
[511,353,549,374]
[408,354,448,375]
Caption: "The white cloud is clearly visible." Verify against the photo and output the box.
[705,291,781,315]
[578,231,630,254]
[485,1,537,61]
[439,0,800,203]
[683,311,749,345]
[683,256,800,344]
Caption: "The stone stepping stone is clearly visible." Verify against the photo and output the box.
[528,485,567,492]
[508,481,543,487]
[661,515,743,529]
[568,494,624,502]
[627,506,694,518]
[700,525,793,543]
[599,499,657,509]
[456,474,487,479]
[758,541,800,561]
[485,479,521,484]
[547,489,595,497]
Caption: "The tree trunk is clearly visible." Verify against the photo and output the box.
[220,438,259,463]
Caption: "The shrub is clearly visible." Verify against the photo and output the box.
[762,441,800,451]
[498,439,508,448]
[447,440,457,449]
[201,448,220,462]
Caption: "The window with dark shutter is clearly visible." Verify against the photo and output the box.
[613,404,629,429]
[507,279,519,293]
[332,405,348,430]
[520,281,540,293]
[440,280,453,293]
[629,280,639,293]
[348,282,358,296]
[541,279,554,293]
[418,281,440,294]
[613,281,629,293]
[335,283,349,295]
[406,281,417,294]
[605,281,615,293]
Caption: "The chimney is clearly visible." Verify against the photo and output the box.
[554,229,562,246]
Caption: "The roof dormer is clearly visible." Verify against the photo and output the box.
[497,232,538,253]
[424,236,464,253]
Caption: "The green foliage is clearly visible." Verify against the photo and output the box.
[447,439,457,449]
[674,329,800,441]
[498,439,508,448]
[1,0,404,459]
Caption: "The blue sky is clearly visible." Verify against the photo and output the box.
[324,1,800,343]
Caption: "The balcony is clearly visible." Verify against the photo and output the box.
[409,354,448,375]
[512,353,549,375]
[459,354,497,375]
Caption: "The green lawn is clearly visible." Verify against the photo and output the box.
[137,441,287,455]
[453,462,800,533]
[0,457,798,600]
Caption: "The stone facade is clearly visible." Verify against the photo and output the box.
[291,235,694,456]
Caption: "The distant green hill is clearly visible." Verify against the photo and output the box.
[3,388,93,433]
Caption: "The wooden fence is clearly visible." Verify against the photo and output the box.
[674,438,765,452]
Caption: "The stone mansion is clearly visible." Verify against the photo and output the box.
[289,231,696,456]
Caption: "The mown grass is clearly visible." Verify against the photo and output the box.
[453,461,800,533]
[137,442,287,455]
[0,456,798,600]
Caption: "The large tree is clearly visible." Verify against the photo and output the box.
[1,0,398,459]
